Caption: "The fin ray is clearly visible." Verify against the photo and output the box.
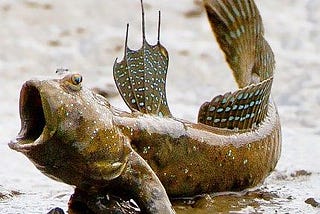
[198,77,273,130]
[113,3,171,117]
[204,0,275,88]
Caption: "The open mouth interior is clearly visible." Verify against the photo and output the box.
[17,83,46,143]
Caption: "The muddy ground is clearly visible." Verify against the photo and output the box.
[1,0,320,213]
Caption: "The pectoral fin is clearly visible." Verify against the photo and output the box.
[119,150,175,214]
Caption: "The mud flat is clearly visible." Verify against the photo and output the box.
[1,0,320,213]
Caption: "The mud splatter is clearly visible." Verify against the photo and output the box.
[0,186,22,200]
[24,1,52,10]
[305,198,320,208]
[290,170,312,177]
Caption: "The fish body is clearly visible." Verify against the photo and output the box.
[9,0,281,213]
[114,103,281,197]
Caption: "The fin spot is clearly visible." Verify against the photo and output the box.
[214,118,221,123]
[209,106,216,112]
[221,118,227,123]
[217,108,224,113]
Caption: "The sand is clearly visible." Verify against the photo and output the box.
[0,0,319,213]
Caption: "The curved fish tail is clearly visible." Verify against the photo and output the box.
[203,0,275,87]
[113,1,171,117]
[199,0,275,129]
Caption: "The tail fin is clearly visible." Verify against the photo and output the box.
[113,1,171,117]
[203,0,275,88]
[198,0,275,129]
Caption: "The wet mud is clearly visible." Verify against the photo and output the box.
[1,0,320,213]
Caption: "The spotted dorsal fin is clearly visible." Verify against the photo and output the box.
[198,77,272,130]
[203,0,275,88]
[113,1,171,117]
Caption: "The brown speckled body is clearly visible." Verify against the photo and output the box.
[10,77,281,197]
[114,101,281,196]
[8,75,281,213]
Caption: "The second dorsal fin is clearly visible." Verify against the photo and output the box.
[113,1,171,117]
[198,77,273,130]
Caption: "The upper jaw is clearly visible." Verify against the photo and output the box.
[8,80,57,152]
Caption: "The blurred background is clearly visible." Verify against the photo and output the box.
[0,0,319,213]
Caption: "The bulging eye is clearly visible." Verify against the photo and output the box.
[71,74,83,85]
[61,73,83,91]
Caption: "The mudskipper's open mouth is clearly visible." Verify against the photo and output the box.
[18,82,46,142]
[9,81,53,151]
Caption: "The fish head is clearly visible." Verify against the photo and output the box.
[9,73,131,187]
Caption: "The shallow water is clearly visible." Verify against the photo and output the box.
[1,0,320,213]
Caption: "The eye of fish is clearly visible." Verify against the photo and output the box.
[71,74,83,85]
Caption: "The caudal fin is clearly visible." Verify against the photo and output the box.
[198,0,275,129]
[203,0,275,88]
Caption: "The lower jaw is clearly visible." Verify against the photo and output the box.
[8,139,34,152]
